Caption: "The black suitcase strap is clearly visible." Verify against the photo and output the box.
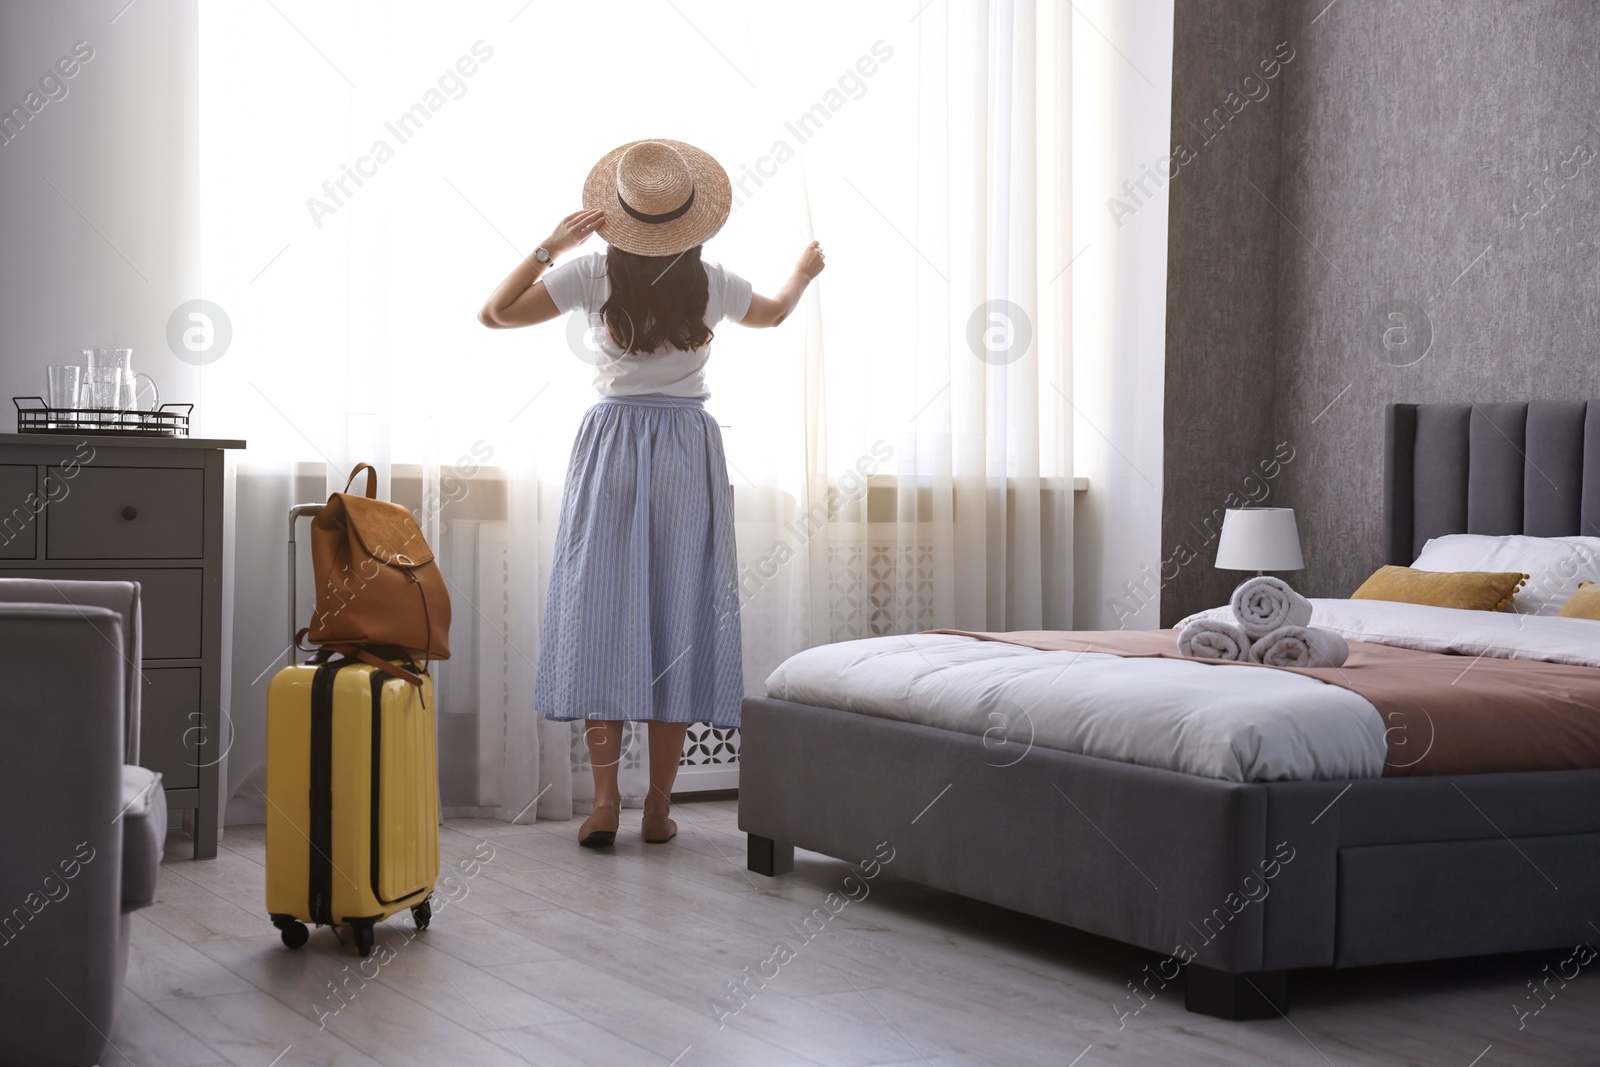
[307,662,340,926]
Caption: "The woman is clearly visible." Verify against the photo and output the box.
[478,139,823,847]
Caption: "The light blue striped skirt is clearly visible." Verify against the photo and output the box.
[534,393,743,727]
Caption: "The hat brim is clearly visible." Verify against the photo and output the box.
[582,139,733,257]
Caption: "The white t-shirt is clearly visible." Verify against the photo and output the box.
[542,251,753,398]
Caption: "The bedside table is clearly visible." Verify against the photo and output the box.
[0,432,245,858]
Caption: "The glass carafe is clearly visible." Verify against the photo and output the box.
[82,348,159,415]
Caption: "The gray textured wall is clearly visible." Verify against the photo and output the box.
[1160,0,1290,624]
[1163,0,1600,622]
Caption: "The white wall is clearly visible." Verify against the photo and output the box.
[1070,0,1174,629]
[0,0,199,407]
[1,0,214,820]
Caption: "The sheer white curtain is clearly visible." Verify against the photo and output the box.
[200,0,1073,826]
[741,0,1074,677]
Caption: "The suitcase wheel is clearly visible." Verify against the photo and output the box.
[411,898,432,931]
[271,915,309,950]
[354,922,375,958]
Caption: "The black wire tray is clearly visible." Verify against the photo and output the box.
[13,397,193,436]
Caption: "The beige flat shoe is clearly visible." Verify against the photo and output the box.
[578,804,620,848]
[640,812,677,844]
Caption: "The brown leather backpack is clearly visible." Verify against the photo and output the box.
[302,464,451,680]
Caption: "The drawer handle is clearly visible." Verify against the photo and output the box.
[122,506,138,521]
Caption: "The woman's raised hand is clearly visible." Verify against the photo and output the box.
[543,208,606,258]
[795,240,826,279]
[737,241,827,328]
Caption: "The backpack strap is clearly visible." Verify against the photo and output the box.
[343,463,378,498]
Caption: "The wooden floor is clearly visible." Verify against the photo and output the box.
[113,798,1600,1067]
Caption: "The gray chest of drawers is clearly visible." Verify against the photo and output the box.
[0,432,244,859]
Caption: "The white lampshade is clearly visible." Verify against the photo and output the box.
[1214,507,1304,571]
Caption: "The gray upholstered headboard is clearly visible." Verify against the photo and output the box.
[1385,402,1600,564]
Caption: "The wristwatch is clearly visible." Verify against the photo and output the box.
[534,246,555,267]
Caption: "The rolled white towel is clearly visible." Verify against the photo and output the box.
[1230,576,1313,638]
[1177,617,1251,661]
[1247,625,1350,668]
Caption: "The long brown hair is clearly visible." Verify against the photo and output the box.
[601,245,713,355]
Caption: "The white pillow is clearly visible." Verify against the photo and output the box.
[1411,534,1600,615]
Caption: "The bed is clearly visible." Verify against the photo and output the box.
[737,401,1600,1019]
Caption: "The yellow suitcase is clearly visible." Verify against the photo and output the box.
[266,502,440,957]
[265,656,439,956]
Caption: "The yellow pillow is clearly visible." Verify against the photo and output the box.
[1558,582,1600,620]
[1350,565,1527,612]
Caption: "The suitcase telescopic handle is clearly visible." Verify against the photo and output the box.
[287,503,324,667]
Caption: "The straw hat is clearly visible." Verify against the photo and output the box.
[582,139,732,257]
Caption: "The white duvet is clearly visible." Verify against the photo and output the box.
[762,599,1600,782]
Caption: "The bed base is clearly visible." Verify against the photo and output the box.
[738,697,1600,1020]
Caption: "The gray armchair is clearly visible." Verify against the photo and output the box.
[0,580,165,1067]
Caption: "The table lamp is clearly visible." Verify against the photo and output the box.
[1215,507,1304,575]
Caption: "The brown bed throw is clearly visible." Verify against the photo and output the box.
[926,629,1600,777]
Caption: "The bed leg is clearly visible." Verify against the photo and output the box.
[746,834,794,877]
[1184,965,1289,1020]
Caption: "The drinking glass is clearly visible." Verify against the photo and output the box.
[46,365,81,429]
[85,367,124,411]
[76,381,101,428]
